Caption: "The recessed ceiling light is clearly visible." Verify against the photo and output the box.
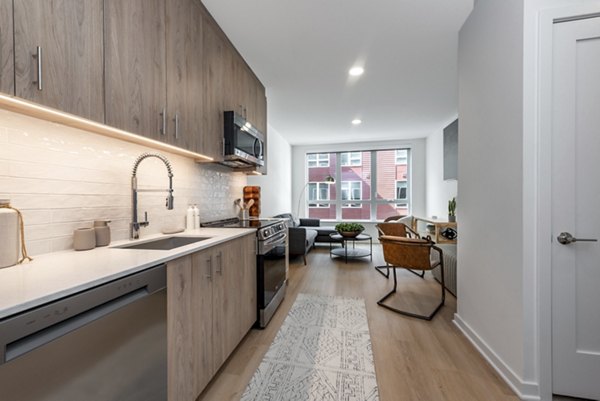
[349,67,364,76]
[352,119,362,125]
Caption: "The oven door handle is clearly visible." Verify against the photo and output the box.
[264,232,287,246]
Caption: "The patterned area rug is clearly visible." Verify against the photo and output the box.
[241,293,380,401]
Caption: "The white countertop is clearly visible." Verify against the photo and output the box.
[0,228,255,319]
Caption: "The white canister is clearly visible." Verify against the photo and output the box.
[0,199,19,268]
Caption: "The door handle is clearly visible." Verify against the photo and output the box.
[173,113,180,139]
[557,232,598,245]
[32,46,42,91]
[160,108,166,136]
[206,257,212,280]
[216,251,222,275]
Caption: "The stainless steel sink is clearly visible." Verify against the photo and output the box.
[114,236,212,250]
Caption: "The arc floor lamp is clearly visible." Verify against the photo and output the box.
[296,175,335,219]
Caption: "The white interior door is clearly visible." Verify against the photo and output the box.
[551,16,600,400]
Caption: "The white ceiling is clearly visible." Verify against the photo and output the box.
[202,0,473,145]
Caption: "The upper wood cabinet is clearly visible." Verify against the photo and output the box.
[105,0,209,153]
[0,0,13,95]
[104,0,167,141]
[13,0,104,122]
[165,0,204,152]
[201,11,227,161]
[255,80,268,135]
[1,0,267,169]
[200,3,268,168]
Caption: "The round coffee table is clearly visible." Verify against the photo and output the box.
[329,233,372,263]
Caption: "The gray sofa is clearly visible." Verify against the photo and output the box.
[273,213,340,265]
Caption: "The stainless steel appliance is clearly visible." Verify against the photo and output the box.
[221,111,265,168]
[201,217,287,327]
[0,264,167,401]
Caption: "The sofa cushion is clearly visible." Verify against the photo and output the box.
[314,226,337,237]
[305,229,318,248]
[299,218,320,227]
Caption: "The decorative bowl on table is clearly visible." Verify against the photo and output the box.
[335,222,365,238]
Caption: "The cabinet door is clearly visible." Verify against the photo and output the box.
[191,248,215,396]
[201,12,227,161]
[13,0,104,121]
[243,66,258,126]
[0,0,13,95]
[105,0,166,141]
[239,234,257,335]
[255,83,267,134]
[167,255,195,401]
[221,38,238,117]
[214,235,257,362]
[256,92,268,175]
[211,242,240,370]
[166,0,203,152]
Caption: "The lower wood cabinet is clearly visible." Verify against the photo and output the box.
[167,233,257,401]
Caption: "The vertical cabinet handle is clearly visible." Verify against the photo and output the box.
[160,108,166,136]
[216,252,223,275]
[32,46,42,91]
[173,113,180,139]
[206,257,212,280]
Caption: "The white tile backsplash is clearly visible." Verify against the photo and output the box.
[0,109,247,255]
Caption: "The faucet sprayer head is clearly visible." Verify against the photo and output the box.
[166,194,174,210]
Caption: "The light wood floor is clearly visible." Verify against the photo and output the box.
[198,245,520,401]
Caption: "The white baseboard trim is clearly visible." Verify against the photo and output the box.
[453,313,540,401]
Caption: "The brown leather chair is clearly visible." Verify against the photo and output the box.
[375,221,420,278]
[377,235,445,320]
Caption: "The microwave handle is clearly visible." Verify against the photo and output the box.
[253,138,263,159]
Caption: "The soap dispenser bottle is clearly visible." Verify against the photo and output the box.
[186,205,195,231]
[193,205,200,229]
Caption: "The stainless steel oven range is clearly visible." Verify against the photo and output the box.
[201,217,287,328]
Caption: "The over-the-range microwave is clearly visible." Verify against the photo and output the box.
[221,111,265,168]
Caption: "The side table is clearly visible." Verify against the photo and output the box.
[329,233,372,263]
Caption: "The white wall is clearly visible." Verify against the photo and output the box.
[247,125,292,216]
[0,109,246,255]
[425,126,458,218]
[456,0,526,392]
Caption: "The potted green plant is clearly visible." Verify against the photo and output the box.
[448,197,457,222]
[335,222,365,238]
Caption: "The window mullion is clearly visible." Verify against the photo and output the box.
[336,152,341,220]
[371,150,377,220]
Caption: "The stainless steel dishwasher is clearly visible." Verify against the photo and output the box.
[0,264,167,401]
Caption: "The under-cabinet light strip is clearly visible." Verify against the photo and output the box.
[0,94,214,162]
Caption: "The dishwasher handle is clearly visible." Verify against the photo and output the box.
[0,264,166,365]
